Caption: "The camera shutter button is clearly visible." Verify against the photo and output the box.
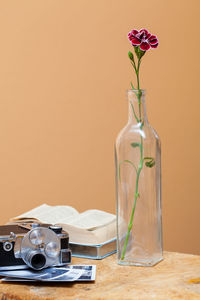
[49,225,62,234]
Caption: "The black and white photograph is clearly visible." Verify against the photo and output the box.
[0,265,96,282]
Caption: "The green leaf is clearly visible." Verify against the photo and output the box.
[135,192,140,199]
[131,142,140,148]
[131,81,135,90]
[144,157,155,168]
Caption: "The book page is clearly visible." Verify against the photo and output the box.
[66,209,116,230]
[13,204,79,225]
[10,205,117,245]
[60,218,117,244]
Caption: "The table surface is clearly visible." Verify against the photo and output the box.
[0,251,200,300]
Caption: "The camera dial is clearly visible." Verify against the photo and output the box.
[49,225,62,234]
[3,241,13,252]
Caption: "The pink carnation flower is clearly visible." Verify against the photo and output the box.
[128,29,159,51]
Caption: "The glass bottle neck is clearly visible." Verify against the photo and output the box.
[127,90,148,125]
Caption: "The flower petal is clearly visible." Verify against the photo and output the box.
[128,34,134,43]
[140,42,150,51]
[151,43,158,48]
[148,35,158,45]
[130,36,141,45]
[146,33,151,39]
[139,28,149,35]
[128,30,138,39]
[131,29,138,35]
[137,30,150,40]
[137,31,145,39]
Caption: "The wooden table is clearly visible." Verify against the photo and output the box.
[0,251,200,299]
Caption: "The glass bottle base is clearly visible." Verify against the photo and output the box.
[117,256,163,267]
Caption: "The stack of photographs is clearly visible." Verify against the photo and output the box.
[0,265,96,282]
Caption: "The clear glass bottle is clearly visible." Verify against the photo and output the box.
[115,89,163,266]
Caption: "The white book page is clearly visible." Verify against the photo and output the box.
[15,204,52,219]
[14,204,79,225]
[67,209,116,230]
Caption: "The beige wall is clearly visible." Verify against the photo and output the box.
[0,0,199,255]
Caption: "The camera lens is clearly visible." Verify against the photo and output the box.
[45,242,60,258]
[31,253,46,270]
[29,228,45,245]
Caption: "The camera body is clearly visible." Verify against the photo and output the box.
[0,223,71,270]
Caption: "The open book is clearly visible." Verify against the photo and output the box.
[10,204,116,246]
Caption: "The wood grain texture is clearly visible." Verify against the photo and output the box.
[0,0,200,256]
[0,251,200,300]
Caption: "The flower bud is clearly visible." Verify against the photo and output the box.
[128,51,134,61]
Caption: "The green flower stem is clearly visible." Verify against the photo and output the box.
[121,57,144,260]
[136,60,141,91]
[130,102,139,123]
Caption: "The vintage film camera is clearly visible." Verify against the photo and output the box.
[0,223,71,270]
